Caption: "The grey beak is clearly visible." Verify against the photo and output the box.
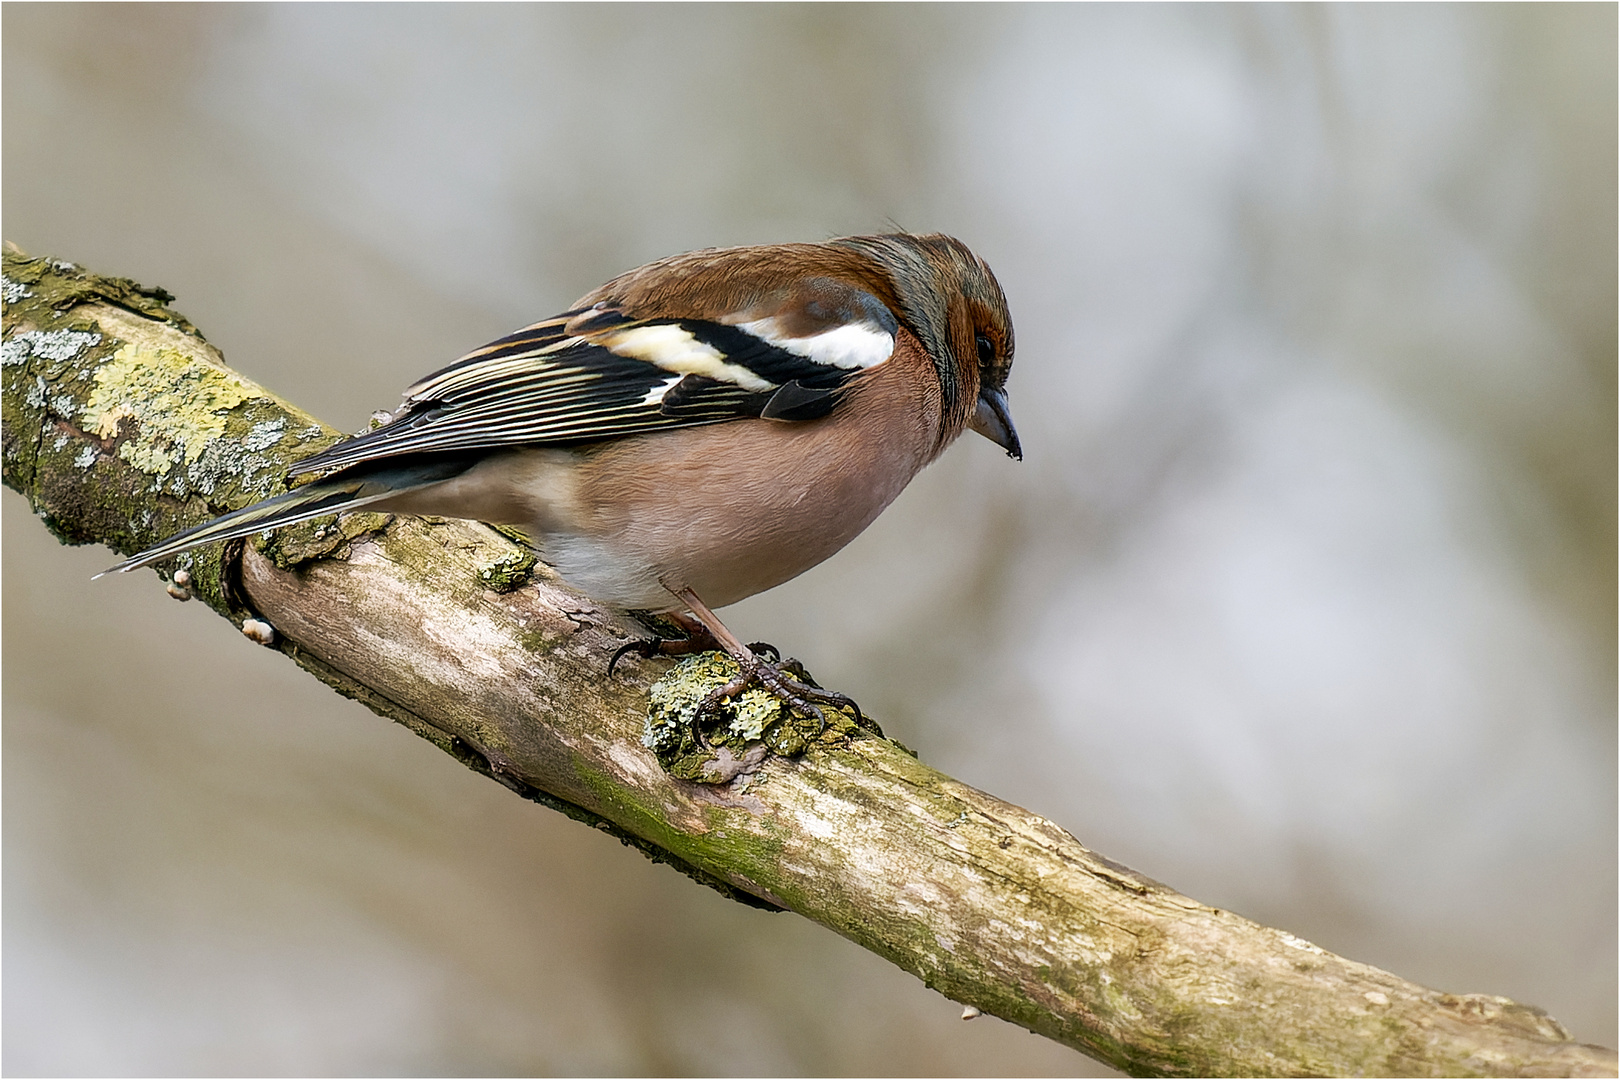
[969,386,1022,460]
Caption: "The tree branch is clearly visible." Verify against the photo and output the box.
[3,246,1612,1078]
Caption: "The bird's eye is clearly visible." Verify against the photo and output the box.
[975,334,995,368]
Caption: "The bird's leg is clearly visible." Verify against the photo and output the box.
[666,585,876,738]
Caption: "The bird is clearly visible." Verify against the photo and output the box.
[102,232,1021,729]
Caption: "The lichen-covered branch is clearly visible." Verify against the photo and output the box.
[3,246,1612,1079]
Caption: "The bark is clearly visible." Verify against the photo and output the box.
[3,245,1612,1079]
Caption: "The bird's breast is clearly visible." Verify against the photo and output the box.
[556,330,948,610]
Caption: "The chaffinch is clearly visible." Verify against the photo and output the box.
[105,233,1021,727]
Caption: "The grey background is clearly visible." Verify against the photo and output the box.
[4,4,1614,1075]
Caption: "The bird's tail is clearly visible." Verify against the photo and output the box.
[96,455,476,577]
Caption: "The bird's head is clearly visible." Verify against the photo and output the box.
[832,233,1021,460]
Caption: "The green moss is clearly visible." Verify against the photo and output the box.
[516,625,556,654]
[3,246,202,337]
[256,510,391,570]
[565,744,795,904]
[644,652,861,782]
[477,546,537,592]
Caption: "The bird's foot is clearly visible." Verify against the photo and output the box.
[643,650,882,782]
[693,650,879,743]
[638,586,881,781]
[610,634,702,675]
[608,614,725,675]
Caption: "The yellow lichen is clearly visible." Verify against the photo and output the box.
[82,342,256,477]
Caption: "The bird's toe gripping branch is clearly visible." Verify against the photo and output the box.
[640,651,878,783]
[705,651,875,737]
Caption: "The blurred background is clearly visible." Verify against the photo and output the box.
[4,4,1614,1075]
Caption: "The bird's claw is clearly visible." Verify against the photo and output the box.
[609,638,657,676]
[609,624,724,675]
[687,650,881,747]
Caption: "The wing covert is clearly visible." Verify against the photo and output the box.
[289,294,895,478]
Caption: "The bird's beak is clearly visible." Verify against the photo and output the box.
[969,386,1022,460]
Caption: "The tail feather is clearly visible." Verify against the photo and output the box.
[97,454,479,577]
